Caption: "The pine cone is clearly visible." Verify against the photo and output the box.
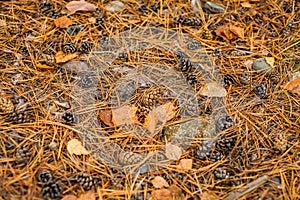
[37,170,53,183]
[0,97,14,114]
[214,168,229,179]
[42,181,62,200]
[5,110,34,124]
[195,140,213,160]
[215,134,236,154]
[79,41,92,54]
[209,150,223,162]
[140,86,165,108]
[62,112,75,124]
[178,57,192,72]
[62,42,76,54]
[15,146,31,165]
[39,1,53,15]
[76,173,96,190]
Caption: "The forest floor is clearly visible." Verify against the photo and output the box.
[0,0,299,200]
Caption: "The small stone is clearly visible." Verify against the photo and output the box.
[49,142,58,151]
[252,58,272,73]
[105,1,125,12]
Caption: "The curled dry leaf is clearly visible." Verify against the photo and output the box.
[77,189,96,200]
[54,16,73,28]
[177,159,193,170]
[151,176,169,189]
[98,109,114,127]
[36,63,55,69]
[229,25,244,39]
[143,102,177,134]
[284,76,300,96]
[165,143,183,160]
[66,0,97,13]
[112,105,138,126]
[55,51,78,63]
[215,25,244,41]
[67,139,90,155]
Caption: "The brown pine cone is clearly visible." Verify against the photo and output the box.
[0,97,14,114]
[5,110,34,124]
[140,86,166,108]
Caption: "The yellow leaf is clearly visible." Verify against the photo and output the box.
[177,159,193,170]
[265,57,275,68]
[241,2,252,8]
[284,76,300,96]
[151,176,169,189]
[77,189,96,200]
[55,51,78,63]
[54,16,73,28]
[112,106,138,126]
[36,63,55,69]
[67,139,90,155]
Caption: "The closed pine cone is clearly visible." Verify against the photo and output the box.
[0,97,14,114]
[140,86,166,108]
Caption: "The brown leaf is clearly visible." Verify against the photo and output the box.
[214,25,234,41]
[61,195,77,200]
[177,159,193,170]
[168,185,185,200]
[55,51,78,63]
[67,139,90,155]
[284,76,300,95]
[66,0,97,13]
[112,105,138,126]
[36,63,55,69]
[77,189,96,200]
[143,102,176,134]
[165,143,182,160]
[151,176,169,189]
[199,191,220,200]
[199,81,227,97]
[241,2,252,7]
[265,57,275,67]
[151,189,172,200]
[229,25,244,39]
[54,16,73,28]
[98,109,114,127]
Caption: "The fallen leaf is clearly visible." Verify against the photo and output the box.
[66,0,97,13]
[284,76,300,95]
[67,139,90,155]
[0,19,6,26]
[77,189,96,200]
[215,25,234,41]
[36,63,55,69]
[177,159,193,170]
[168,185,185,200]
[265,57,275,68]
[241,2,252,8]
[112,105,138,126]
[199,191,220,200]
[88,17,96,23]
[105,1,125,12]
[151,189,172,200]
[165,143,182,160]
[98,109,114,127]
[55,51,78,63]
[199,81,227,97]
[61,195,77,200]
[151,176,169,189]
[229,25,244,39]
[54,16,73,28]
[143,102,177,134]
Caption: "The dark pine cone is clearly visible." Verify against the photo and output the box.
[209,150,224,162]
[79,41,92,54]
[216,115,234,131]
[62,112,75,124]
[5,110,34,124]
[42,181,62,200]
[186,73,198,85]
[15,146,31,165]
[48,10,61,19]
[174,15,202,26]
[95,17,105,31]
[214,167,230,179]
[37,170,53,183]
[195,140,213,160]
[0,97,14,114]
[215,134,236,154]
[39,1,53,15]
[137,4,150,14]
[253,84,268,99]
[76,173,96,190]
[136,105,150,124]
[62,42,76,54]
[178,57,193,73]
[223,74,236,86]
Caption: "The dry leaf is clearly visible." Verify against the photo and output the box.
[144,102,176,134]
[61,195,77,200]
[112,105,138,126]
[229,25,244,39]
[54,16,73,28]
[88,17,96,23]
[168,185,185,200]
[67,139,90,155]
[215,25,234,41]
[55,51,78,63]
[177,159,193,170]
[199,81,227,97]
[151,176,169,189]
[284,76,300,95]
[165,143,182,160]
[265,57,275,67]
[36,63,55,69]
[241,2,252,8]
[77,189,96,200]
[151,189,172,200]
[98,109,114,127]
[66,0,97,13]
[199,191,220,200]
[0,19,6,26]
[105,1,125,12]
